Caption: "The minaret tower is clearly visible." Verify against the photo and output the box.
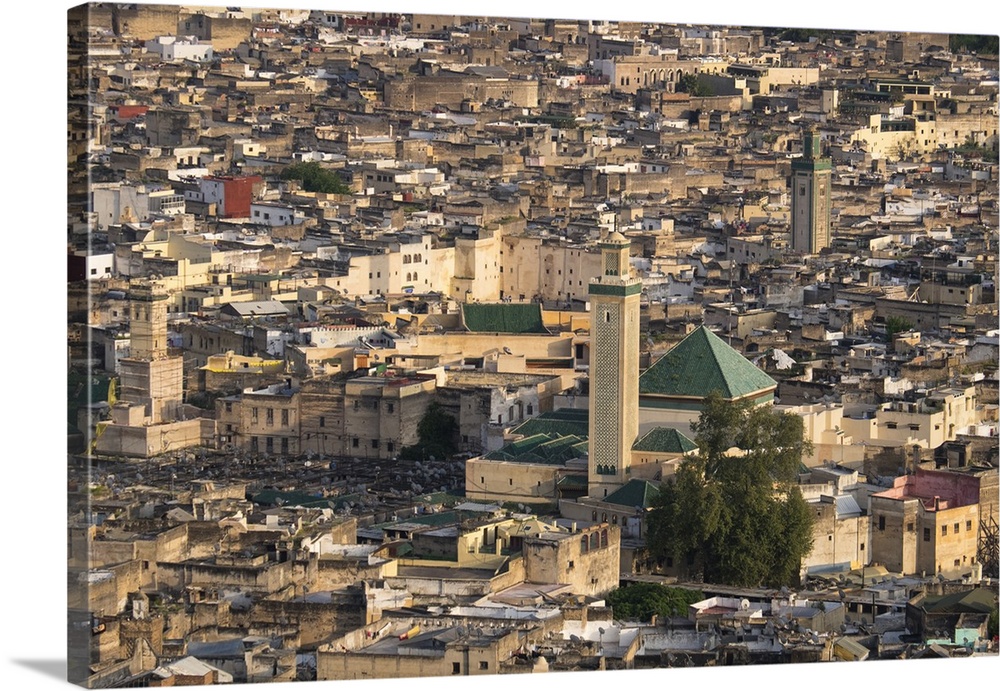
[127,281,169,360]
[588,231,641,498]
[119,280,183,424]
[791,128,832,254]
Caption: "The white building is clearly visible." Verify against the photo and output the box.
[145,36,214,62]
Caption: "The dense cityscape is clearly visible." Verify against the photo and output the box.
[65,3,998,688]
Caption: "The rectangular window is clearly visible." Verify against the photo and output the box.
[266,409,274,426]
[281,438,288,454]
[387,403,394,413]
[942,525,947,536]
[452,663,460,675]
[924,528,931,541]
[281,409,289,426]
[478,661,488,670]
[907,522,914,532]
[252,408,258,423]
[372,439,379,449]
[967,520,973,531]
[352,438,359,448]
[878,515,885,531]
[954,523,960,534]
[319,416,325,427]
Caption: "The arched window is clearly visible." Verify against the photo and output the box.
[590,533,599,549]
[601,529,608,547]
[581,536,588,553]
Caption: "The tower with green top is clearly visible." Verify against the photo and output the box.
[791,128,831,254]
[588,231,641,498]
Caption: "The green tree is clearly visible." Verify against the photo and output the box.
[676,73,713,97]
[400,403,458,461]
[885,315,915,339]
[605,583,705,622]
[279,161,350,194]
[647,392,814,588]
[950,34,999,55]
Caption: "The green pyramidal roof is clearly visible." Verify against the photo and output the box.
[638,326,776,400]
[604,479,661,509]
[632,427,698,454]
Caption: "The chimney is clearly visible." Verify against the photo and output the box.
[933,496,941,510]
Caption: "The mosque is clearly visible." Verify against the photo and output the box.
[465,232,778,526]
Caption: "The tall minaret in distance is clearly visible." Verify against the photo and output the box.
[588,231,641,498]
[791,128,832,254]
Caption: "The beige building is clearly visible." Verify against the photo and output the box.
[800,467,872,578]
[842,386,979,449]
[523,523,621,597]
[869,469,982,578]
[342,374,437,460]
[317,621,524,680]
[595,54,729,94]
[219,372,438,460]
[323,229,501,303]
[501,235,602,303]
[849,113,943,160]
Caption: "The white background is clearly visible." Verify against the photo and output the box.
[2,1,997,690]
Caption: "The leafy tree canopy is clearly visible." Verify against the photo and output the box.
[279,161,350,194]
[606,583,705,622]
[885,315,915,339]
[400,403,458,461]
[646,392,814,588]
[951,34,999,56]
[676,73,713,97]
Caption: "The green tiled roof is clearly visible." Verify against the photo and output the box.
[638,326,776,400]
[509,408,589,438]
[462,303,548,334]
[253,489,330,509]
[604,479,661,509]
[632,427,698,454]
[922,588,996,614]
[483,433,588,465]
